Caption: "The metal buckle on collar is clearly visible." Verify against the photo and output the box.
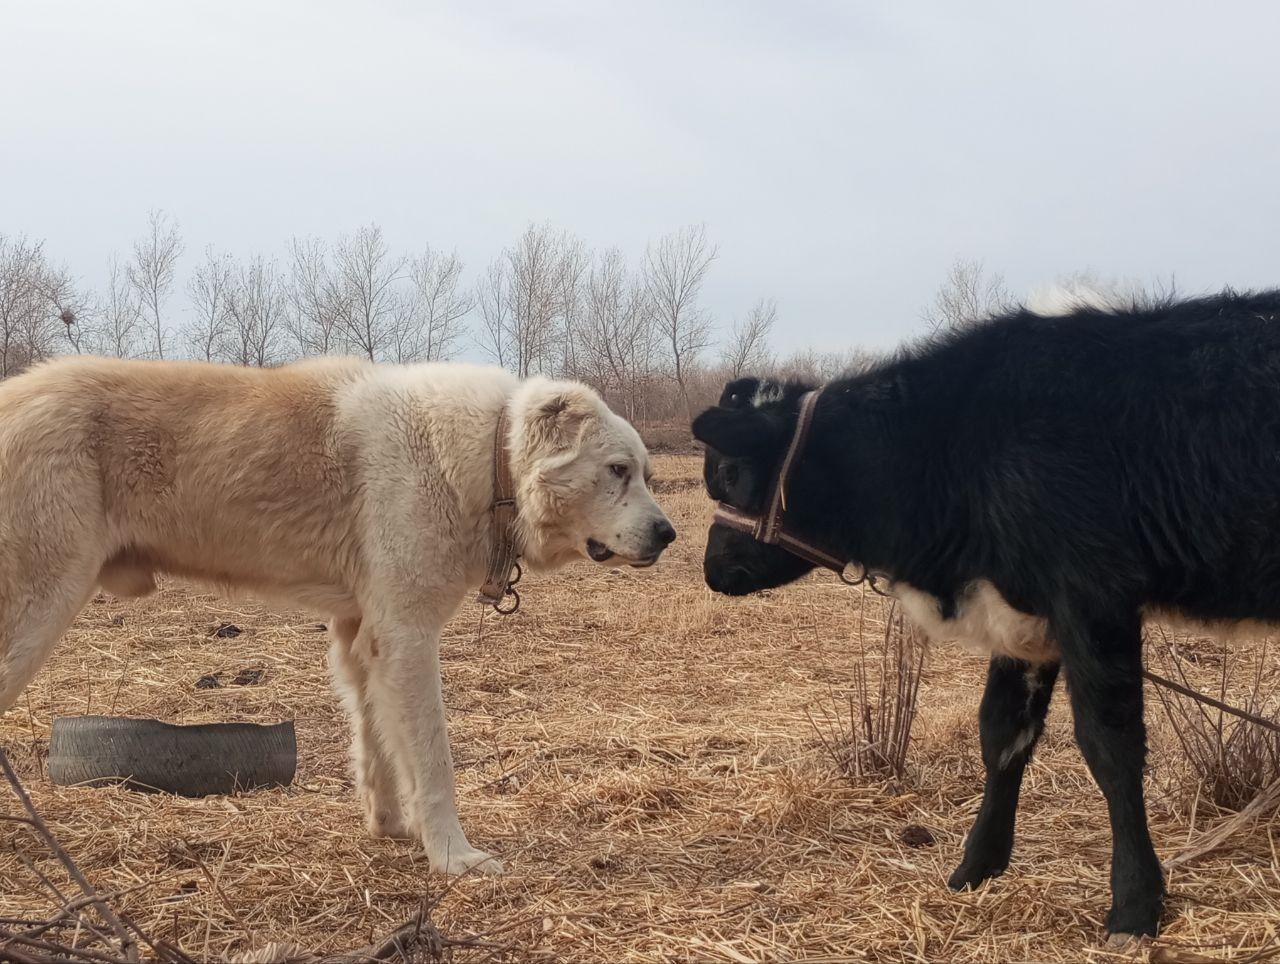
[840,561,867,585]
[492,561,522,615]
[839,560,892,597]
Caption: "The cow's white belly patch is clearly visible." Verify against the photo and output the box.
[891,582,1280,665]
[891,580,1058,664]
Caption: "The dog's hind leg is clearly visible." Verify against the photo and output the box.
[949,657,1059,890]
[0,426,108,715]
[363,615,503,876]
[327,616,410,839]
[0,558,102,714]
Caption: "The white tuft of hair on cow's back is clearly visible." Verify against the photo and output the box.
[1024,275,1145,317]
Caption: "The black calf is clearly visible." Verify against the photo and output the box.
[692,288,1280,940]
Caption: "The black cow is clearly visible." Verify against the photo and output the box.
[691,288,1280,942]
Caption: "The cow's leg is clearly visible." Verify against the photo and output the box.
[949,657,1059,890]
[1055,609,1163,940]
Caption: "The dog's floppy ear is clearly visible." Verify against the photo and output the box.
[691,405,786,458]
[525,386,595,453]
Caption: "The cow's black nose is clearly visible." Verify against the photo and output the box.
[654,519,677,545]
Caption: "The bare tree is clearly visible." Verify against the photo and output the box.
[576,248,657,421]
[476,259,511,370]
[286,237,344,358]
[644,224,717,417]
[127,210,183,359]
[721,297,777,378]
[0,234,78,376]
[478,224,572,377]
[41,263,87,357]
[403,247,473,362]
[184,248,232,362]
[921,258,1009,334]
[387,294,422,364]
[222,256,286,367]
[327,224,404,362]
[106,258,145,357]
[505,223,568,377]
[576,247,629,393]
[555,236,588,378]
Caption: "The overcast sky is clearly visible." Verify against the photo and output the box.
[4,0,1279,355]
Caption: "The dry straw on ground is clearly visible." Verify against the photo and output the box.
[3,454,1279,963]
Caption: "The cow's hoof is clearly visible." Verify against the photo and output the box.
[947,859,1007,891]
[1104,900,1161,942]
[1103,932,1147,950]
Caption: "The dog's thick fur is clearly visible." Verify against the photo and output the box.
[0,355,674,875]
[692,287,1280,941]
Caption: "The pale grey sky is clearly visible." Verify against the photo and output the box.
[3,0,1278,354]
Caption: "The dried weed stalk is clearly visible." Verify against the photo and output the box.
[1150,629,1280,812]
[810,598,926,784]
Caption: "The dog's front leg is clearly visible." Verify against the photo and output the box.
[364,618,502,876]
[327,618,411,839]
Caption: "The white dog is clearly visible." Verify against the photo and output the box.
[0,355,676,874]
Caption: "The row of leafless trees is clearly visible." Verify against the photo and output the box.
[0,212,900,420]
[0,235,84,378]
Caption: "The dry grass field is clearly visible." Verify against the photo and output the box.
[3,454,1279,963]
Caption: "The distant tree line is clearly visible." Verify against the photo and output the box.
[6,215,1050,421]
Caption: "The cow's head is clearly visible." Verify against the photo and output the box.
[691,377,821,595]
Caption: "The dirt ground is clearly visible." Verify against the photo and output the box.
[2,454,1278,963]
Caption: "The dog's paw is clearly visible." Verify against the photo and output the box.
[365,810,412,839]
[428,841,504,876]
[358,786,411,839]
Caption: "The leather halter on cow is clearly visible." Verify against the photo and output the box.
[710,387,889,595]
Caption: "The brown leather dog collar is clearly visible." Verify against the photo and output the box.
[478,405,522,613]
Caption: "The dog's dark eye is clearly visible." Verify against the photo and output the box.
[722,464,739,487]
[609,463,628,479]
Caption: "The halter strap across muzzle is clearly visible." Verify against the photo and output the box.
[711,387,888,593]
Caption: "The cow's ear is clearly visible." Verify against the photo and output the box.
[718,377,760,408]
[691,406,786,458]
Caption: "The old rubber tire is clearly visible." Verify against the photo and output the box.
[48,716,296,796]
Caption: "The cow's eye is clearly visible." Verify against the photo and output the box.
[609,463,628,479]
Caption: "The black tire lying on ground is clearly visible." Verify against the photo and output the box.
[48,716,296,797]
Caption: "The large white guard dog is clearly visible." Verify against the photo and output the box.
[0,356,675,874]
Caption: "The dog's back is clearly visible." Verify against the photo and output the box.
[0,355,373,710]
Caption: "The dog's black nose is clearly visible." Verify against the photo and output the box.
[654,519,677,546]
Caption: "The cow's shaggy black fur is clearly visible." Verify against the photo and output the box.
[692,288,1280,940]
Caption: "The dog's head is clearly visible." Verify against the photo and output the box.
[511,378,676,570]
